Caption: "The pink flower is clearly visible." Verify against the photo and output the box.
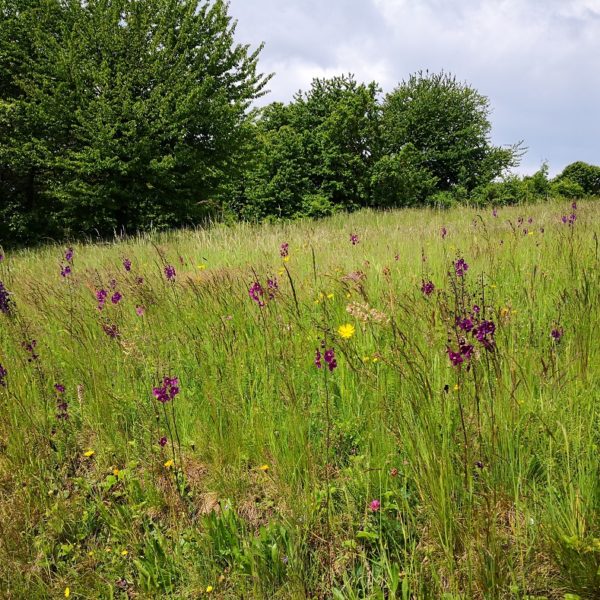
[369,499,381,512]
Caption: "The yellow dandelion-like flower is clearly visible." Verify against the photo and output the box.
[113,468,120,476]
[259,464,269,471]
[362,356,370,363]
[371,356,379,363]
[338,323,355,339]
[454,384,460,391]
[121,549,128,556]
[206,585,214,593]
[83,449,95,458]
[64,587,70,598]
[164,459,174,469]
[283,256,290,263]
[197,264,207,270]
[327,293,334,300]
[500,307,510,318]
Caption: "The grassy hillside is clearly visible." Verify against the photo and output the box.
[0,201,598,599]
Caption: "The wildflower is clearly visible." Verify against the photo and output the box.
[0,281,13,315]
[113,468,120,476]
[459,343,474,360]
[0,364,7,387]
[159,436,168,447]
[102,323,119,338]
[259,464,269,471]
[55,384,69,420]
[0,253,4,261]
[64,587,70,598]
[327,293,334,300]
[248,281,265,307]
[280,242,289,258]
[551,327,563,342]
[421,280,435,296]
[65,248,74,263]
[164,265,176,280]
[572,201,577,210]
[453,384,460,391]
[266,277,278,299]
[314,349,323,369]
[492,208,498,217]
[60,265,72,278]
[472,304,480,314]
[338,323,355,339]
[123,258,132,272]
[324,348,337,372]
[135,305,145,316]
[206,586,214,593]
[96,289,108,311]
[111,291,122,305]
[561,215,568,224]
[454,258,469,277]
[83,450,95,458]
[474,320,496,351]
[164,459,174,469]
[390,467,399,477]
[447,349,464,367]
[22,339,39,362]
[568,213,576,224]
[369,499,381,512]
[457,317,474,332]
[197,264,206,270]
[440,226,447,239]
[350,233,359,245]
[121,550,128,556]
[152,377,180,403]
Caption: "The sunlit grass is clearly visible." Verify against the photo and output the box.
[0,200,598,598]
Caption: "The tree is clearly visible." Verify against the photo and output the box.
[0,0,269,246]
[554,161,600,196]
[232,75,381,220]
[376,71,521,204]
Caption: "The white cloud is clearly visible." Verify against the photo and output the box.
[229,0,600,175]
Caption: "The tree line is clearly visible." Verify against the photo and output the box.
[1,0,599,247]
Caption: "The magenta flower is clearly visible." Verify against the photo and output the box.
[267,278,278,299]
[492,208,498,217]
[457,317,474,332]
[572,201,577,210]
[22,339,39,362]
[454,258,469,277]
[60,265,72,278]
[102,323,119,338]
[280,243,289,258]
[324,348,337,372]
[159,436,168,447]
[314,349,322,369]
[153,377,180,403]
[135,305,145,316]
[369,499,381,512]
[551,327,563,342]
[249,281,265,307]
[0,364,7,387]
[164,265,176,281]
[350,233,359,245]
[65,247,74,263]
[447,349,464,367]
[96,289,108,311]
[111,291,122,305]
[0,281,13,315]
[123,258,132,272]
[421,280,435,296]
[55,383,68,420]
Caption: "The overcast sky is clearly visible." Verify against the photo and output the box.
[228,0,599,176]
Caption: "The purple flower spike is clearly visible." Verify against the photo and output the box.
[280,243,289,258]
[65,248,74,263]
[454,258,469,277]
[111,291,122,305]
[96,289,108,311]
[447,349,464,367]
[350,233,359,245]
[324,348,337,372]
[0,281,13,315]
[153,376,180,403]
[421,280,435,296]
[551,327,563,342]
[0,364,7,387]
[249,281,265,307]
[159,436,168,447]
[123,258,132,272]
[60,265,72,278]
[314,349,323,369]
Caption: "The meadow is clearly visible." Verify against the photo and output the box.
[0,200,598,599]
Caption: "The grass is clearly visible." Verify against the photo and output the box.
[0,200,598,599]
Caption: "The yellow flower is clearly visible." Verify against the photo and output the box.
[327,293,334,300]
[121,549,128,556]
[113,468,120,476]
[278,267,285,276]
[197,264,207,270]
[490,284,497,289]
[338,323,355,339]
[454,384,460,391]
[346,293,351,299]
[64,587,70,598]
[283,256,290,263]
[83,450,95,458]
[362,356,370,363]
[371,356,379,363]
[528,231,534,236]
[259,464,269,471]
[164,459,174,469]
[206,585,214,593]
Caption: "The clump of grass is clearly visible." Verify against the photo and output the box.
[0,200,598,598]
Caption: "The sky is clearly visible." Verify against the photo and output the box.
[227,0,600,176]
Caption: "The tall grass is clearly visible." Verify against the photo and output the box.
[0,201,598,599]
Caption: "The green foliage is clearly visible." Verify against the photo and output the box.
[554,161,600,196]
[380,71,522,199]
[230,75,381,220]
[0,0,268,245]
